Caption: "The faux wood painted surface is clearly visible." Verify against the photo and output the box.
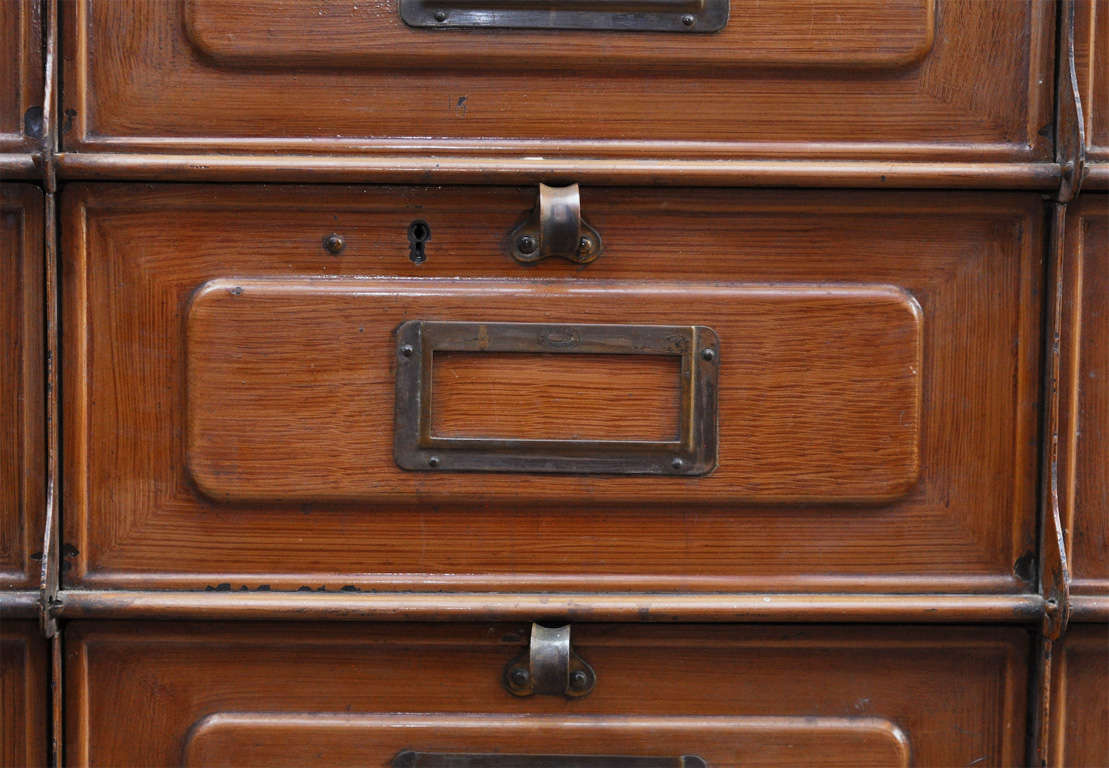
[62,0,1053,162]
[66,622,1030,768]
[1077,0,1109,163]
[1062,195,1109,597]
[0,0,42,156]
[62,185,1041,593]
[183,714,912,768]
[1050,624,1109,767]
[0,621,48,768]
[0,185,43,590]
[185,280,921,503]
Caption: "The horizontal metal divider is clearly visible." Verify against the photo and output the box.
[45,590,1049,624]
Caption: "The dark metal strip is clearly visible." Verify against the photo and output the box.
[393,752,708,768]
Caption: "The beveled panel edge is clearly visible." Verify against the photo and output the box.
[0,591,41,618]
[53,153,1064,189]
[51,590,1046,623]
[1070,594,1109,621]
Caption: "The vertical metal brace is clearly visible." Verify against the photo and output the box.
[503,623,596,698]
[1032,5,1084,761]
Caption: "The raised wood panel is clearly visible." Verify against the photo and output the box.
[1050,624,1109,767]
[183,714,912,768]
[0,185,44,589]
[66,623,1029,768]
[1062,195,1109,597]
[1077,0,1109,163]
[62,0,1053,162]
[0,621,48,768]
[0,0,43,156]
[185,280,921,504]
[61,185,1041,593]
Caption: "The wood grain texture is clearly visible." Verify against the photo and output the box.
[61,0,1053,163]
[1077,0,1109,164]
[430,352,682,441]
[0,0,43,159]
[1060,195,1109,597]
[185,280,921,503]
[1049,624,1109,767]
[62,184,1042,593]
[183,714,911,768]
[0,621,48,768]
[66,622,1029,768]
[0,185,44,590]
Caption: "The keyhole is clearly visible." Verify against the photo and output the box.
[408,220,431,263]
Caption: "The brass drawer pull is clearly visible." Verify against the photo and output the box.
[509,184,603,266]
[393,320,719,475]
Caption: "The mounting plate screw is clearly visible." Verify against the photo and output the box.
[681,14,695,26]
[400,344,414,358]
[434,10,447,21]
[427,456,440,468]
[517,234,538,255]
[702,348,715,361]
[323,233,345,254]
[570,670,590,690]
[509,667,530,688]
[671,458,684,470]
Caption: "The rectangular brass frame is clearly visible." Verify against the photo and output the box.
[393,321,719,475]
[393,753,708,768]
[399,0,729,32]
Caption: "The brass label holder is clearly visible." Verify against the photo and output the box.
[393,320,720,476]
[400,0,729,33]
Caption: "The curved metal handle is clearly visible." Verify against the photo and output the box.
[509,184,602,265]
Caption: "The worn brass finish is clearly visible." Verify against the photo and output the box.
[394,320,719,475]
[509,184,603,265]
[503,623,597,698]
[393,753,708,768]
[400,0,728,33]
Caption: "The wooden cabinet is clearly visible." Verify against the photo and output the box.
[0,0,43,177]
[67,622,1030,767]
[62,185,1042,594]
[61,0,1054,165]
[0,184,43,591]
[0,621,48,768]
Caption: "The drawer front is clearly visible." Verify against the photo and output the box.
[1050,624,1109,767]
[0,0,42,157]
[63,0,1052,162]
[1062,195,1109,597]
[0,621,48,768]
[62,185,1041,593]
[66,622,1030,767]
[0,185,43,590]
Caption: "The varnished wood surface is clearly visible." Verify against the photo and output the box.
[1078,0,1109,165]
[0,0,42,162]
[1061,195,1109,598]
[62,0,1053,164]
[66,622,1030,768]
[0,185,44,590]
[186,279,921,503]
[1049,624,1109,767]
[0,621,48,768]
[62,184,1041,593]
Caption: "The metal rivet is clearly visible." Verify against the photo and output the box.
[400,344,414,358]
[517,234,538,255]
[323,233,345,254]
[702,348,715,361]
[427,456,440,467]
[681,14,695,26]
[434,10,447,21]
[570,670,590,690]
[578,235,594,254]
[509,667,530,687]
[671,458,683,470]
